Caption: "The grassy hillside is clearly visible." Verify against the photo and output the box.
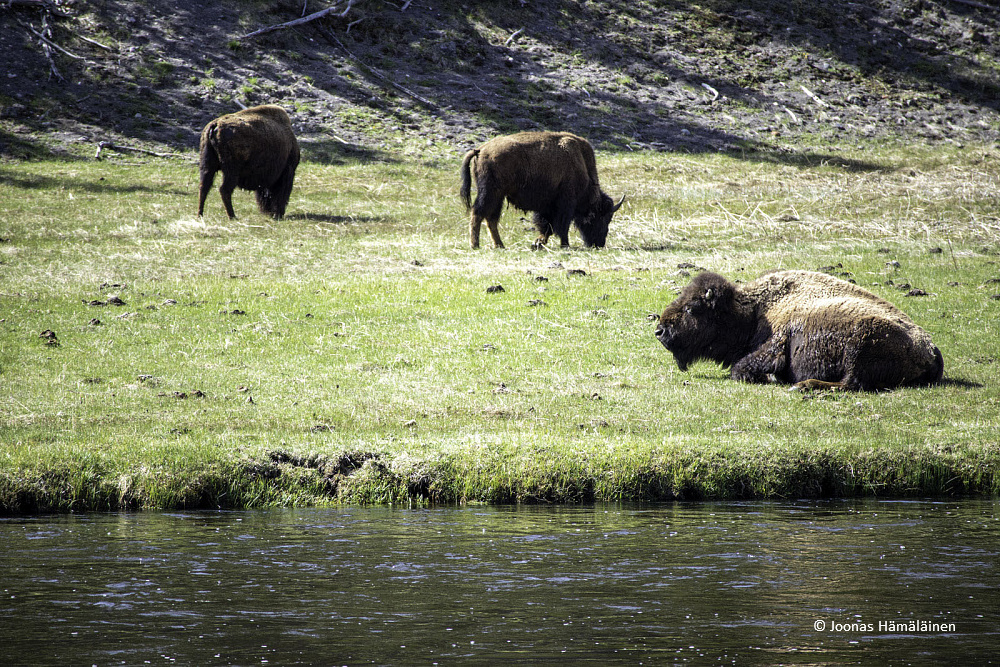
[2,0,999,160]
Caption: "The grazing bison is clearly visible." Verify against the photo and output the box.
[654,270,944,391]
[197,105,300,219]
[460,131,624,249]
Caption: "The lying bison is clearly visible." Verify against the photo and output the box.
[655,270,943,391]
[197,105,300,219]
[460,131,624,249]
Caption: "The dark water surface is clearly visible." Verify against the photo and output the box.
[1,501,997,665]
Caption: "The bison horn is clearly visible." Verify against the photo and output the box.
[612,194,626,213]
[704,288,715,301]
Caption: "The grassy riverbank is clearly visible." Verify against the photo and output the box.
[2,144,999,512]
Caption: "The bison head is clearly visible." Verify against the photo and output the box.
[578,193,625,248]
[654,272,748,371]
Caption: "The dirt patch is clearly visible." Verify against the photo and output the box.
[2,0,999,161]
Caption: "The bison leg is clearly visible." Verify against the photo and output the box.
[470,186,504,249]
[551,200,574,247]
[531,212,553,249]
[485,216,504,249]
[197,168,216,217]
[731,330,791,384]
[218,172,238,219]
[469,213,484,249]
[470,212,504,249]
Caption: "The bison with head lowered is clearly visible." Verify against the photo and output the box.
[197,105,300,220]
[655,269,944,391]
[460,131,624,249]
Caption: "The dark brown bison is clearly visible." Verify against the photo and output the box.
[460,131,624,249]
[655,270,944,391]
[197,105,300,219]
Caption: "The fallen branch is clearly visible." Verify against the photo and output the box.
[800,84,829,108]
[16,17,67,80]
[701,82,719,101]
[947,0,997,10]
[95,141,189,160]
[318,26,436,108]
[2,0,72,18]
[504,28,523,46]
[22,21,87,60]
[73,32,114,52]
[239,0,354,40]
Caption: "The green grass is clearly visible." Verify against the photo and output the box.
[1,143,999,512]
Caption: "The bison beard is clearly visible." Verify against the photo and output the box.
[460,131,624,249]
[197,105,300,220]
[655,270,944,392]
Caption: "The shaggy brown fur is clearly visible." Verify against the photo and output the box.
[197,105,300,219]
[655,270,944,391]
[459,131,624,249]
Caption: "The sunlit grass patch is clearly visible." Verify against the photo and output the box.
[1,143,999,511]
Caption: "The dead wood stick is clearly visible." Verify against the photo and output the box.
[95,141,189,160]
[239,0,354,40]
[318,26,436,108]
[947,0,997,10]
[21,21,88,60]
[74,32,114,51]
[2,0,72,18]
[800,84,829,108]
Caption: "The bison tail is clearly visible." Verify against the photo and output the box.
[460,149,479,212]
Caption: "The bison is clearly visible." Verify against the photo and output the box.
[197,105,300,219]
[654,269,944,391]
[460,131,624,249]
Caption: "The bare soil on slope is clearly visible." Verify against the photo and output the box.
[1,0,999,162]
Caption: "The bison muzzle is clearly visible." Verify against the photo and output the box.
[655,270,944,391]
[197,104,300,220]
[460,131,624,249]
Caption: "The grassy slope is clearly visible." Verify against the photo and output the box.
[2,0,999,159]
[1,144,999,511]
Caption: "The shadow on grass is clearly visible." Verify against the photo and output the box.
[938,377,984,390]
[285,212,389,225]
[0,169,188,196]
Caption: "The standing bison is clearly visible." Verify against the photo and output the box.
[655,270,944,391]
[197,105,300,219]
[460,131,624,249]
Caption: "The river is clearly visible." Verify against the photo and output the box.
[1,500,997,665]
